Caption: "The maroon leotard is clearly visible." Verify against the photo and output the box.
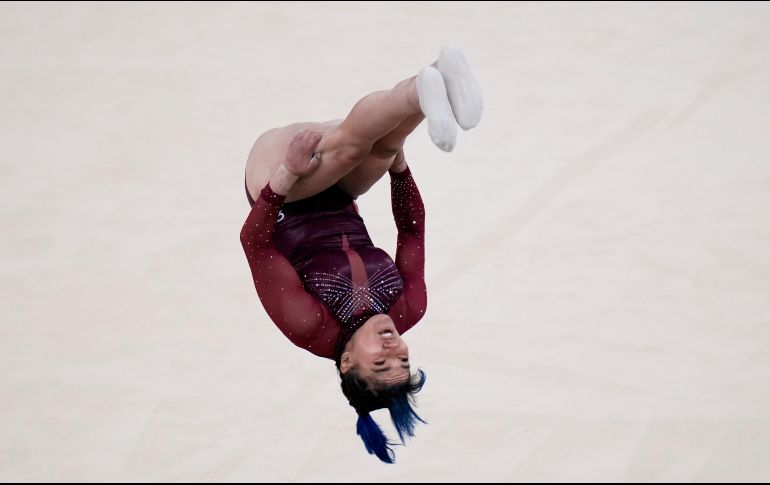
[240,167,426,360]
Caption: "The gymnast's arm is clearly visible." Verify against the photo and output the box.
[239,132,338,357]
[386,152,427,334]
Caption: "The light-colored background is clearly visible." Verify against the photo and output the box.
[2,1,770,482]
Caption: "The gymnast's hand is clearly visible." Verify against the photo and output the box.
[284,130,323,178]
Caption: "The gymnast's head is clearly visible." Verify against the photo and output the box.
[339,314,411,385]
[336,313,427,463]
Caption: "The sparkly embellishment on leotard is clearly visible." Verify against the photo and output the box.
[304,262,403,322]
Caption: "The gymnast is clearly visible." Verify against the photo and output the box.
[240,47,483,463]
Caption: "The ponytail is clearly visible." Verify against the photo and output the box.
[356,411,396,464]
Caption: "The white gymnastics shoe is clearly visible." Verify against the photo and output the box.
[416,66,457,152]
[435,46,484,130]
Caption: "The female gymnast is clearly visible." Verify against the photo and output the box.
[240,47,483,463]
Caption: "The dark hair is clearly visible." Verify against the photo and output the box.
[339,367,427,464]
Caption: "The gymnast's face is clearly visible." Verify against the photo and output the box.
[340,314,411,387]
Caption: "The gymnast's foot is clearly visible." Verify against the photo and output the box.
[416,66,457,152]
[435,46,484,130]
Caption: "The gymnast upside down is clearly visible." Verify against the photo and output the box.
[240,47,483,463]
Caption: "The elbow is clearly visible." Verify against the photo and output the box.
[240,226,251,248]
[414,278,428,316]
[417,290,428,321]
[287,332,315,352]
